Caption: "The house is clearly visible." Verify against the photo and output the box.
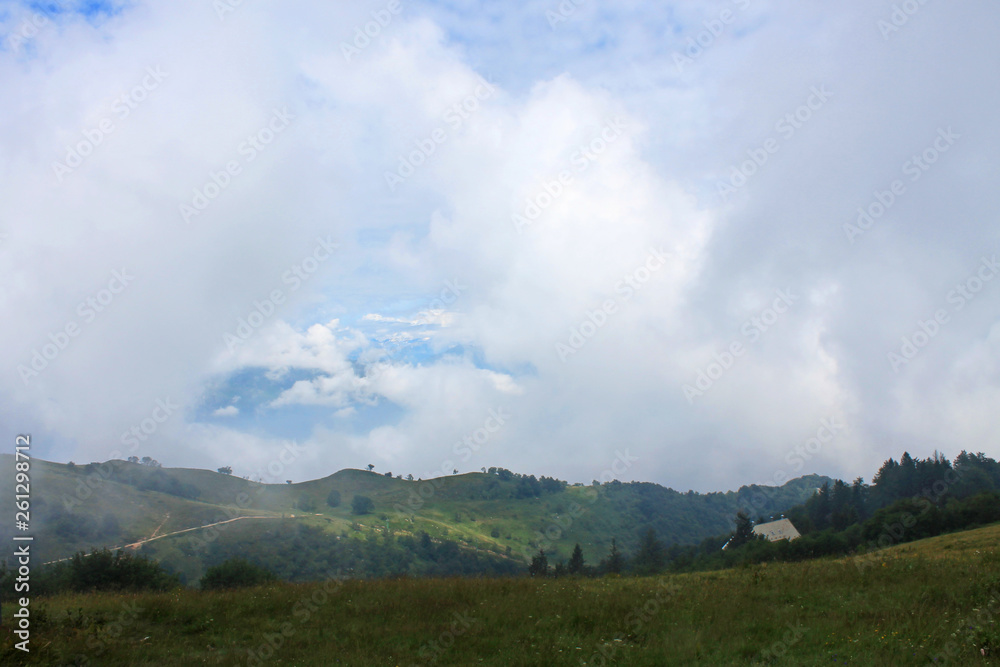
[752,518,801,542]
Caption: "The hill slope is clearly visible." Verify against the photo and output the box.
[0,455,830,581]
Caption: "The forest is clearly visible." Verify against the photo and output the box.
[598,450,1000,575]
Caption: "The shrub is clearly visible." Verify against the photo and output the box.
[200,558,277,590]
[18,548,182,597]
[352,495,375,515]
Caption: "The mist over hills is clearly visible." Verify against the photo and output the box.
[0,455,829,584]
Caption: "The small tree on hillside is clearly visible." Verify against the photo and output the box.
[367,464,375,472]
[200,558,277,590]
[730,511,757,548]
[632,528,666,575]
[352,495,374,515]
[528,548,548,577]
[326,489,341,507]
[217,466,232,475]
[603,538,624,574]
[568,543,585,575]
[67,548,179,593]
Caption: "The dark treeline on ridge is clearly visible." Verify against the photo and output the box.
[527,449,1000,578]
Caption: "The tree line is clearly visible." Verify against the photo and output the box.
[549,449,1000,576]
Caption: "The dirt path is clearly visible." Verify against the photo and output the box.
[146,513,170,540]
[120,514,284,549]
[42,514,299,565]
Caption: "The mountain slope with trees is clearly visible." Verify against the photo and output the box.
[594,449,1000,576]
[0,455,828,584]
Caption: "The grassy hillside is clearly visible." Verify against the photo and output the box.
[4,521,1000,665]
[0,455,829,581]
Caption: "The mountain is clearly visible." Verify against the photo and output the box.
[0,455,831,584]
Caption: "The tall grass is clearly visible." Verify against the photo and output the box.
[4,523,1000,665]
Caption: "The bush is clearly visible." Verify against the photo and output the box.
[7,549,182,598]
[326,489,342,507]
[70,549,179,593]
[297,494,317,512]
[134,470,200,499]
[200,558,277,590]
[352,495,375,515]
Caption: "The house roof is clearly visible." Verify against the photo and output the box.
[752,518,801,542]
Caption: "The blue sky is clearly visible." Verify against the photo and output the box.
[2,0,999,491]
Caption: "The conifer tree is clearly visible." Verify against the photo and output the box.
[528,548,548,577]
[731,511,756,548]
[568,543,585,574]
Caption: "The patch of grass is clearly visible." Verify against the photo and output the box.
[4,523,1000,665]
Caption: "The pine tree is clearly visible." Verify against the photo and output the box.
[899,452,918,497]
[731,511,756,548]
[850,477,869,520]
[632,529,666,574]
[830,479,854,530]
[604,538,624,574]
[871,457,900,509]
[568,543,585,575]
[528,548,548,577]
[808,482,831,530]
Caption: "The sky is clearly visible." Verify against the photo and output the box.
[1,0,998,493]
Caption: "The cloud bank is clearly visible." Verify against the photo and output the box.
[2,0,998,491]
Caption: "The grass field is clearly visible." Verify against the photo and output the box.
[4,522,1000,665]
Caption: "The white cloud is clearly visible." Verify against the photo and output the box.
[2,0,999,492]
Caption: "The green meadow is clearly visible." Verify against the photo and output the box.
[4,522,1000,666]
